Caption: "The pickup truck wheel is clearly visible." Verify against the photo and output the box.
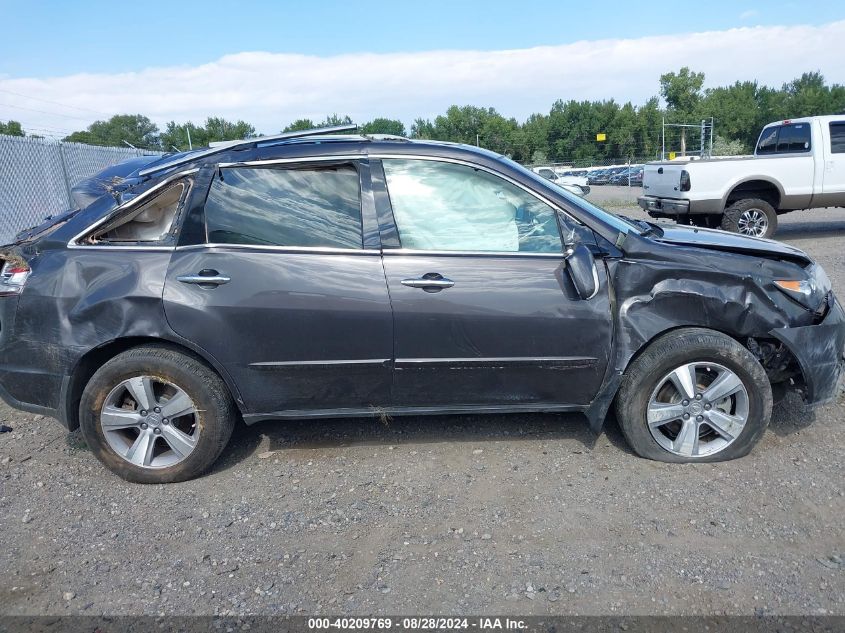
[79,346,237,483]
[721,198,777,238]
[615,328,772,463]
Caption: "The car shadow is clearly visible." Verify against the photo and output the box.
[777,220,845,240]
[211,391,822,474]
[210,411,639,474]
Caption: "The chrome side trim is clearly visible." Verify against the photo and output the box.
[174,243,380,255]
[68,168,198,249]
[383,249,563,258]
[218,155,363,168]
[396,356,597,367]
[249,359,390,370]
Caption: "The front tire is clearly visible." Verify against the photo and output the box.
[721,198,777,238]
[79,346,236,483]
[615,328,772,463]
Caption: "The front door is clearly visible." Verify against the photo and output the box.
[374,158,612,409]
[163,160,393,416]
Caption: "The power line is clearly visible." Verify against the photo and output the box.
[0,102,96,122]
[0,88,113,117]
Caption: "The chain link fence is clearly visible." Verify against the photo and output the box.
[0,134,162,243]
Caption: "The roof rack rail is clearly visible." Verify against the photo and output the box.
[138,124,358,177]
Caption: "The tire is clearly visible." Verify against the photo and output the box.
[79,346,236,483]
[720,198,778,238]
[615,328,772,463]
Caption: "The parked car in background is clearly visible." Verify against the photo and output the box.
[638,115,845,238]
[532,166,589,190]
[589,166,628,185]
[1,127,843,482]
[608,165,642,187]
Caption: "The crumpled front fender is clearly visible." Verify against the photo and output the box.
[770,298,845,406]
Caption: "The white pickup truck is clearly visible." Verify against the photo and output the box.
[638,115,845,238]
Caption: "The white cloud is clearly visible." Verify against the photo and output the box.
[739,9,760,19]
[2,20,844,137]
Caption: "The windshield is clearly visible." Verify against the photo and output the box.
[501,156,641,235]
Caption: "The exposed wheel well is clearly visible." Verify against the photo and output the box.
[725,180,781,211]
[62,337,238,431]
[621,325,803,389]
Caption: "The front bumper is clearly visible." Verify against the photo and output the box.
[771,297,845,406]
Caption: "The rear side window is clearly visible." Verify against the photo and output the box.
[204,166,362,249]
[830,122,845,154]
[757,124,812,155]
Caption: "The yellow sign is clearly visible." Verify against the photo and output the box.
[668,151,677,160]
[596,133,607,142]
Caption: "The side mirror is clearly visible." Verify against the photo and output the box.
[565,243,599,300]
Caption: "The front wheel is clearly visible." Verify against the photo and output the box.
[615,328,772,462]
[79,346,236,483]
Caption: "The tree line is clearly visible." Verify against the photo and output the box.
[2,68,843,165]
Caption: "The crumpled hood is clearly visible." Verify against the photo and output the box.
[652,224,812,265]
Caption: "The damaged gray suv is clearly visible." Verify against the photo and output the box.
[1,125,843,483]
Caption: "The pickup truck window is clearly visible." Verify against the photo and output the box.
[830,122,845,154]
[757,123,811,155]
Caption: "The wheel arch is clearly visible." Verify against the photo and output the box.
[722,178,783,211]
[61,336,245,431]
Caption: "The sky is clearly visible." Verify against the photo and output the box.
[1,0,844,138]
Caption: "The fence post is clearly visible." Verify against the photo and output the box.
[57,142,73,209]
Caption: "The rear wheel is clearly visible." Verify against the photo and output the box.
[721,198,777,238]
[79,346,236,483]
[615,328,772,462]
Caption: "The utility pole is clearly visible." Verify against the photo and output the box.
[661,117,665,161]
[187,126,193,150]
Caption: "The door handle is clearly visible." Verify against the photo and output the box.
[177,270,231,286]
[401,274,455,291]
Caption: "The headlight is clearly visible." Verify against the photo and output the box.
[773,265,831,310]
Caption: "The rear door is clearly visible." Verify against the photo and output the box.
[373,157,612,409]
[163,159,393,417]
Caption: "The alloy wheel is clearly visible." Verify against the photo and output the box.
[100,376,200,469]
[646,362,749,457]
[737,209,768,237]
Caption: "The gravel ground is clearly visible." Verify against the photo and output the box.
[1,190,844,616]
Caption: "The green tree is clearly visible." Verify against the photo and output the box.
[711,135,749,156]
[0,120,24,136]
[64,114,159,148]
[160,117,255,151]
[283,118,317,132]
[660,67,705,116]
[361,118,407,136]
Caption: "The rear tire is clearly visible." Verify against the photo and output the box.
[721,198,777,238]
[79,346,236,483]
[615,328,772,463]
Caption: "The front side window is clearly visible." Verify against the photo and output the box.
[830,122,845,154]
[204,165,362,249]
[88,180,189,243]
[382,159,562,253]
